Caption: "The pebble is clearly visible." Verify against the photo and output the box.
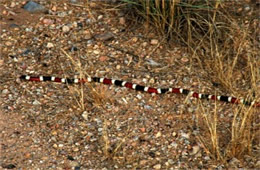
[94,32,114,41]
[2,89,9,94]
[136,94,142,100]
[190,145,200,155]
[140,160,147,166]
[32,100,41,105]
[46,42,54,48]
[139,128,146,133]
[132,37,138,42]
[42,19,54,25]
[5,41,12,46]
[172,132,177,137]
[10,2,16,8]
[142,42,148,47]
[93,50,100,54]
[98,15,103,20]
[51,5,57,11]
[181,57,189,63]
[180,132,190,139]
[84,30,92,40]
[69,161,79,167]
[116,65,120,70]
[73,147,79,152]
[244,5,250,12]
[146,59,160,66]
[23,1,46,13]
[2,164,16,169]
[155,131,162,138]
[62,25,70,33]
[149,78,155,84]
[229,157,241,168]
[119,17,126,25]
[153,164,161,169]
[150,39,159,45]
[70,0,78,3]
[82,111,88,120]
[99,56,108,62]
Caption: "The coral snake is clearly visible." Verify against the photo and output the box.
[20,75,260,107]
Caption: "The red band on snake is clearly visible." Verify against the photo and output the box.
[20,75,260,107]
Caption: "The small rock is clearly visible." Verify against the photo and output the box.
[2,89,9,94]
[93,50,99,54]
[69,161,79,167]
[150,39,159,45]
[244,5,250,12]
[147,78,154,85]
[33,100,41,105]
[2,164,16,169]
[153,164,161,169]
[155,131,162,138]
[25,27,33,32]
[5,41,12,46]
[99,56,108,62]
[84,30,92,40]
[132,37,138,42]
[229,157,241,168]
[89,2,97,8]
[51,5,57,11]
[181,57,189,63]
[140,160,147,166]
[10,2,16,8]
[73,147,79,152]
[82,111,88,120]
[145,58,160,66]
[204,156,210,161]
[46,42,54,48]
[181,132,190,139]
[119,17,126,25]
[94,32,114,41]
[190,145,200,155]
[142,42,148,47]
[116,65,120,70]
[136,94,142,99]
[62,25,70,33]
[172,132,177,137]
[97,15,103,20]
[70,0,78,3]
[9,24,19,28]
[42,19,54,25]
[139,128,146,133]
[23,1,46,13]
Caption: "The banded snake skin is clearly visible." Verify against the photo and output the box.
[20,75,260,107]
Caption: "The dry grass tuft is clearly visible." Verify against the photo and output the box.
[61,49,113,112]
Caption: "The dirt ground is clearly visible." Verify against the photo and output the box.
[1,0,259,169]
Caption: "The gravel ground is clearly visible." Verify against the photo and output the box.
[1,0,259,169]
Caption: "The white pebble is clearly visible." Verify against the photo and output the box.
[82,111,88,120]
[153,164,161,169]
[46,42,54,48]
[155,131,162,138]
[62,25,70,32]
[150,39,159,45]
